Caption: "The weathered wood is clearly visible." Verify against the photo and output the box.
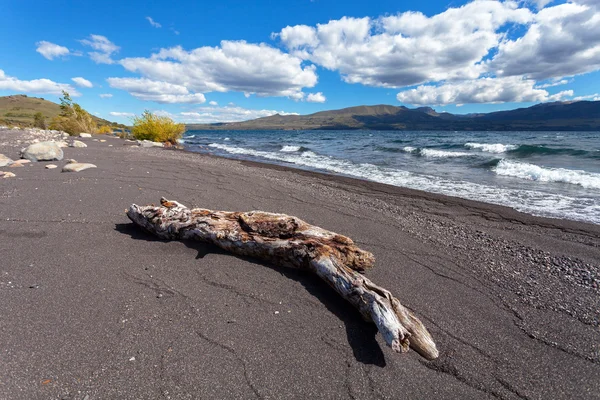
[127,198,438,360]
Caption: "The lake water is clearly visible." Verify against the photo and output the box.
[183,130,600,225]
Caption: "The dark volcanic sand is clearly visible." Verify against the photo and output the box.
[1,129,599,399]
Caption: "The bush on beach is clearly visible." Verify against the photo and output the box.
[97,125,113,134]
[131,110,185,144]
[49,91,97,135]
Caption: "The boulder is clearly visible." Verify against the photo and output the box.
[0,154,13,167]
[70,140,87,148]
[20,142,63,162]
[62,163,96,172]
[79,133,92,138]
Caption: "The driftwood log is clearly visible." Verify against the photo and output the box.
[127,198,438,360]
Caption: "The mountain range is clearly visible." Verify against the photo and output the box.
[187,101,600,131]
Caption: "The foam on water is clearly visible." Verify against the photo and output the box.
[465,142,518,153]
[207,143,600,224]
[494,160,600,189]
[402,146,417,153]
[420,149,473,158]
[281,145,302,152]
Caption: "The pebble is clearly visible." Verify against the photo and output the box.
[45,164,57,169]
[2,172,16,178]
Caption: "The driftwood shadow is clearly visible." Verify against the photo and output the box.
[115,222,386,367]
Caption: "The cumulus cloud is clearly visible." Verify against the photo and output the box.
[0,69,79,96]
[80,34,120,64]
[107,77,206,104]
[146,17,161,28]
[99,93,113,98]
[72,77,93,88]
[109,112,134,117]
[275,3,532,88]
[179,106,298,123]
[306,92,326,103]
[117,41,317,100]
[396,77,573,105]
[488,2,600,81]
[36,41,70,60]
[209,101,218,106]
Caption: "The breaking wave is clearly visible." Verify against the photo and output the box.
[206,143,600,224]
[465,142,518,153]
[494,160,600,189]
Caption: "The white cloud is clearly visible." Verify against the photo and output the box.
[276,3,532,88]
[0,69,80,96]
[535,79,570,89]
[306,92,326,103]
[109,112,134,117]
[572,93,600,101]
[36,41,70,60]
[107,77,206,104]
[146,16,162,28]
[171,28,180,35]
[117,41,317,99]
[488,2,600,81]
[209,101,218,106]
[396,77,573,105]
[99,93,113,98]
[80,34,120,64]
[179,106,298,123]
[71,77,93,88]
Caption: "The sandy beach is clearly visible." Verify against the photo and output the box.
[1,128,599,399]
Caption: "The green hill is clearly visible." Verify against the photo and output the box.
[0,94,126,129]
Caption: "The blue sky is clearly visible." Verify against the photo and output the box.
[1,0,599,124]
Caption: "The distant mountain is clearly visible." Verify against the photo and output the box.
[187,101,600,131]
[0,94,125,128]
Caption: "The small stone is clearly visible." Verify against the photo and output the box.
[2,172,16,178]
[66,159,77,164]
[129,356,135,361]
[29,284,40,289]
[70,140,87,148]
[274,311,279,315]
[62,163,97,172]
[45,164,57,169]
[100,139,106,142]
[56,141,69,148]
[157,293,163,298]
[79,133,92,138]
[0,154,12,167]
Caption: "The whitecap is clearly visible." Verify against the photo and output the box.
[494,160,600,189]
[402,146,417,153]
[420,149,472,158]
[465,142,518,153]
[281,145,302,152]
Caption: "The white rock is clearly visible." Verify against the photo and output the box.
[2,172,16,178]
[0,154,13,167]
[21,142,64,162]
[137,140,164,148]
[57,141,69,148]
[79,133,92,138]
[70,140,88,148]
[62,163,97,172]
[45,164,58,169]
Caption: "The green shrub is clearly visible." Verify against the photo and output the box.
[97,125,113,134]
[33,112,46,129]
[48,91,97,135]
[131,110,184,144]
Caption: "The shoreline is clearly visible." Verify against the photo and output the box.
[1,128,599,399]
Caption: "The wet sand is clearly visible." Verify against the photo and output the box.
[1,129,599,399]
